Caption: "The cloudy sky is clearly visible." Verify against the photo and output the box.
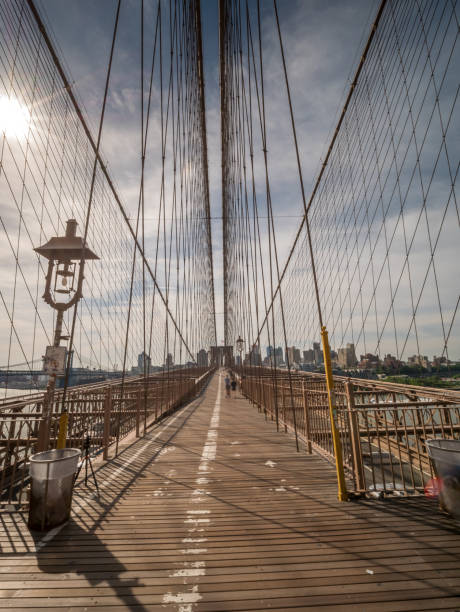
[2,0,456,368]
[33,0,382,344]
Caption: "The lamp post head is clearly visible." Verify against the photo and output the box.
[34,219,99,312]
[34,219,99,262]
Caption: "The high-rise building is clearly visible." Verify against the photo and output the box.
[303,349,314,363]
[286,346,301,365]
[197,349,208,367]
[137,351,151,374]
[166,353,174,367]
[265,346,283,366]
[313,342,323,365]
[337,343,357,368]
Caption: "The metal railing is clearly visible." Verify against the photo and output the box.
[0,367,213,510]
[238,368,460,497]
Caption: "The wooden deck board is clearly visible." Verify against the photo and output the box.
[0,371,459,611]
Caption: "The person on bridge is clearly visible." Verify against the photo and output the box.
[231,378,237,394]
[224,374,231,398]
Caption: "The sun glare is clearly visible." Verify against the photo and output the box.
[0,96,31,139]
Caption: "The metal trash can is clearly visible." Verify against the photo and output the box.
[28,448,81,531]
[426,439,460,518]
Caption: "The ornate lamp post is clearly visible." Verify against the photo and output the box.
[236,335,244,367]
[34,219,98,451]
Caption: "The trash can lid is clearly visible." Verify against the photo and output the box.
[426,439,460,453]
[30,448,81,464]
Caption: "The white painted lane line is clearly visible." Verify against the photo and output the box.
[171,568,206,577]
[165,373,221,609]
[163,585,202,607]
[182,538,207,543]
[180,548,207,555]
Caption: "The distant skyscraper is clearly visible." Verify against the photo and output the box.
[274,346,283,364]
[313,342,323,365]
[267,346,284,365]
[337,343,357,368]
[137,351,151,374]
[166,353,174,367]
[286,346,301,365]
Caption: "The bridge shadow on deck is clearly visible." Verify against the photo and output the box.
[68,383,209,531]
[0,378,211,556]
[33,520,150,611]
[0,382,214,609]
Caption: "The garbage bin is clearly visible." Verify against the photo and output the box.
[28,448,81,531]
[426,439,460,518]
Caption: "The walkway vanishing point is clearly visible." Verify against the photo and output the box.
[1,371,460,612]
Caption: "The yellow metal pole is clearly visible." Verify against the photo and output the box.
[56,411,68,450]
[321,325,348,502]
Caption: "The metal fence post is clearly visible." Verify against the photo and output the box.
[269,382,274,421]
[37,391,51,452]
[103,386,111,460]
[281,385,287,432]
[136,388,141,437]
[345,380,366,492]
[302,381,312,454]
[262,381,267,418]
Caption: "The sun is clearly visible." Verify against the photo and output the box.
[0,95,31,139]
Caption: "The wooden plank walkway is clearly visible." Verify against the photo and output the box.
[1,371,460,611]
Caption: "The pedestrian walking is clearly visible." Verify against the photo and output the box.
[231,379,237,393]
[224,374,231,398]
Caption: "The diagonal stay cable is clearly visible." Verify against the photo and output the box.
[26,0,196,366]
